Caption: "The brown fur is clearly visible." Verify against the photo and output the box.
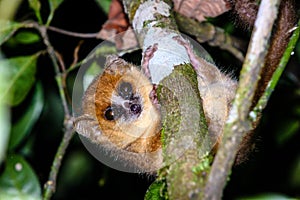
[75,56,163,172]
[231,0,297,107]
[252,0,297,107]
[83,57,162,153]
[229,0,297,164]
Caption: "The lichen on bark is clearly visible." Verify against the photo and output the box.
[122,0,215,199]
[157,64,212,199]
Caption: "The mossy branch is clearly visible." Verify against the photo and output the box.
[123,0,298,199]
[123,0,210,199]
[157,64,210,199]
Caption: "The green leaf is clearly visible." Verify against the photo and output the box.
[0,53,11,165]
[289,157,300,189]
[56,151,93,192]
[48,0,64,11]
[144,179,168,200]
[94,0,111,14]
[83,61,102,90]
[275,120,300,146]
[0,0,23,20]
[0,100,10,165]
[9,82,44,150]
[14,31,41,44]
[0,154,42,200]
[46,0,64,25]
[0,54,39,106]
[28,0,43,24]
[0,20,24,45]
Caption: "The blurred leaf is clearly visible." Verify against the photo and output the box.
[0,154,42,200]
[46,0,64,25]
[48,0,64,11]
[9,82,44,150]
[289,156,300,189]
[0,103,10,164]
[57,151,92,188]
[54,150,94,198]
[275,120,300,146]
[14,31,41,44]
[238,193,294,200]
[0,54,40,106]
[0,0,23,20]
[28,0,43,24]
[19,136,35,158]
[83,61,102,91]
[94,0,111,14]
[98,177,106,187]
[5,31,41,48]
[0,53,11,165]
[0,20,24,45]
[144,179,168,200]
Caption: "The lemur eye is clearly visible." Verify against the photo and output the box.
[104,105,125,121]
[104,106,114,121]
[118,81,133,100]
[130,104,142,115]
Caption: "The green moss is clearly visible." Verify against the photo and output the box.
[157,63,208,158]
[192,154,212,175]
[128,0,141,21]
[143,19,155,28]
[157,63,210,199]
[144,178,169,200]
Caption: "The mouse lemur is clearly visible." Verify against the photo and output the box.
[75,56,163,172]
[75,52,236,172]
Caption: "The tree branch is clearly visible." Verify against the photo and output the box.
[203,1,281,199]
[43,127,74,200]
[47,25,99,38]
[123,0,211,199]
[30,22,75,200]
[253,20,300,115]
[175,13,245,62]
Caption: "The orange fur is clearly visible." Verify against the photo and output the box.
[82,56,161,153]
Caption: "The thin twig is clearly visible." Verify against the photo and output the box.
[67,44,117,73]
[71,41,84,67]
[38,25,70,117]
[203,1,281,199]
[31,22,75,200]
[43,126,75,200]
[47,25,99,38]
[55,51,66,72]
[253,21,300,115]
